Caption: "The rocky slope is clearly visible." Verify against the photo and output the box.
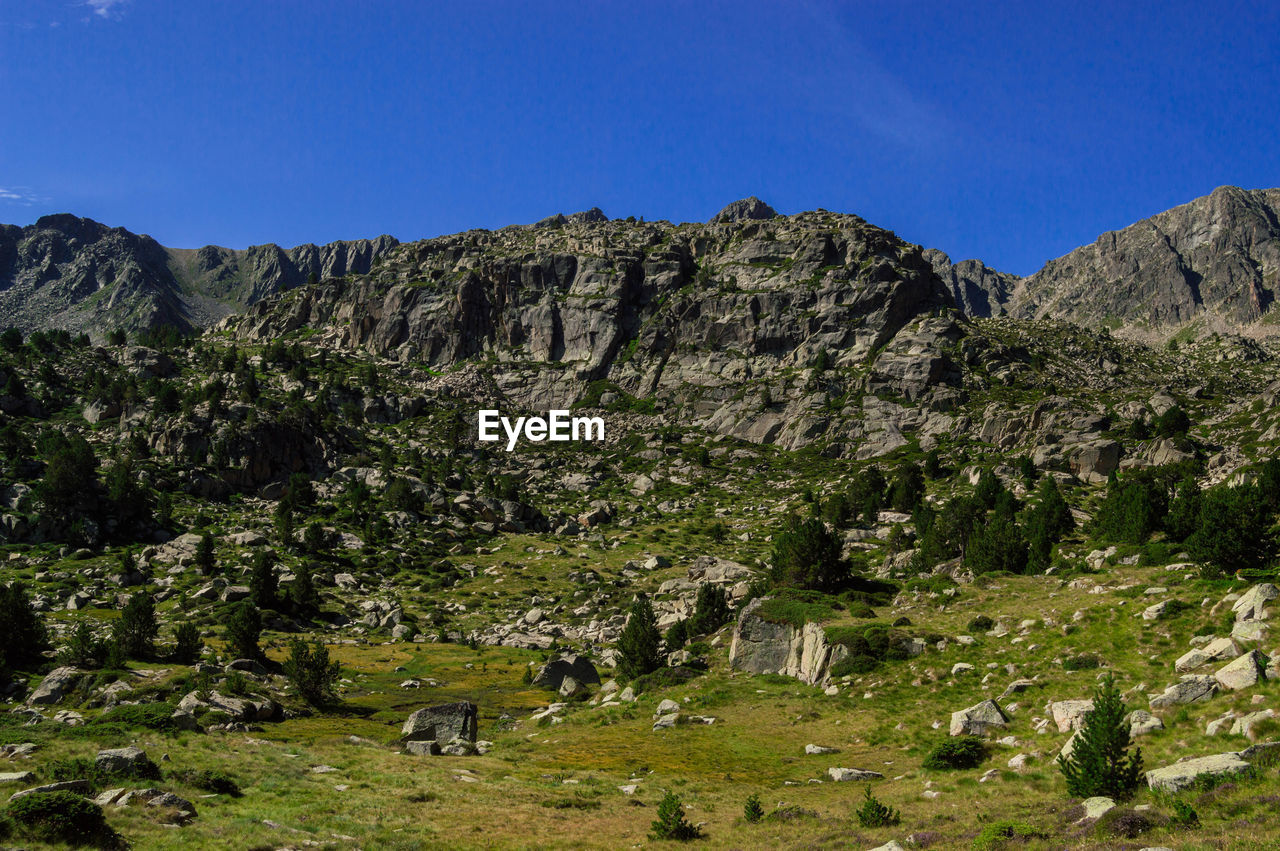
[1009,185,1280,335]
[223,203,963,457]
[0,214,397,338]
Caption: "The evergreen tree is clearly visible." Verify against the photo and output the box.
[290,562,320,615]
[1187,483,1277,577]
[743,793,764,824]
[283,638,341,705]
[974,467,1004,509]
[888,462,926,512]
[113,591,158,659]
[1057,674,1144,800]
[849,465,886,521]
[225,601,262,660]
[964,514,1029,575]
[1164,474,1202,543]
[687,584,730,637]
[194,532,216,575]
[770,515,848,591]
[617,595,662,679]
[0,582,49,673]
[650,791,702,841]
[249,551,278,609]
[171,622,203,664]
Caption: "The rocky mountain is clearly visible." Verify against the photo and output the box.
[223,201,960,456]
[923,248,1017,317]
[0,214,397,339]
[1009,185,1280,334]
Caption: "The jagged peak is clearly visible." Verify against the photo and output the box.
[709,197,778,224]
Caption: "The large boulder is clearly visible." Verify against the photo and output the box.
[1145,753,1251,793]
[1233,584,1279,622]
[950,699,1009,737]
[1214,650,1269,691]
[1149,675,1217,708]
[1050,699,1094,733]
[1067,440,1121,483]
[177,690,277,722]
[26,667,82,706]
[401,701,478,744]
[728,597,848,686]
[95,746,158,778]
[532,654,600,692]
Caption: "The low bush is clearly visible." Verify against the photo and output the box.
[170,768,241,797]
[971,820,1047,850]
[967,615,994,632]
[5,791,115,846]
[922,736,988,770]
[1063,653,1102,671]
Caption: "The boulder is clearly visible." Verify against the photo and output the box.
[177,690,278,722]
[1148,675,1217,708]
[1050,699,1094,733]
[27,667,82,706]
[404,740,442,756]
[949,699,1009,737]
[9,779,92,801]
[1078,796,1116,821]
[1067,440,1121,483]
[401,702,477,744]
[1127,710,1164,737]
[1233,584,1279,622]
[1145,752,1250,793]
[1214,650,1269,691]
[532,654,600,692]
[95,746,157,777]
[827,767,885,782]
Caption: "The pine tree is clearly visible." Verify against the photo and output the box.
[687,584,730,637]
[0,582,49,673]
[225,601,262,660]
[617,595,662,679]
[171,622,203,664]
[194,532,216,575]
[290,562,320,615]
[283,638,341,705]
[743,793,764,824]
[113,591,158,659]
[1057,674,1144,800]
[650,790,702,840]
[770,515,848,591]
[249,551,278,609]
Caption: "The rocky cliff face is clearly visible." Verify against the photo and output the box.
[1010,186,1280,333]
[0,214,397,339]
[728,598,849,686]
[923,249,1017,318]
[223,205,965,456]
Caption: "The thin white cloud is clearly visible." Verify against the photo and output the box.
[0,187,48,206]
[84,0,128,20]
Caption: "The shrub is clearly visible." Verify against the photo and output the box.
[58,620,108,669]
[5,791,113,845]
[923,736,988,770]
[97,702,177,732]
[664,619,689,651]
[971,820,1047,850]
[0,582,49,672]
[1057,674,1144,800]
[283,638,342,706]
[686,584,730,637]
[854,785,899,828]
[617,595,662,680]
[967,615,995,633]
[649,790,702,841]
[743,793,763,824]
[1063,653,1102,671]
[1168,798,1199,828]
[170,768,241,797]
[1095,807,1160,838]
[754,591,837,628]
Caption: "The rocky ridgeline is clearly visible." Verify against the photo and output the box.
[0,214,397,338]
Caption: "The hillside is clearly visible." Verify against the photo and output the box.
[1,198,1280,849]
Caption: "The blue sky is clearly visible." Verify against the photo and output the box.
[1,1,1277,275]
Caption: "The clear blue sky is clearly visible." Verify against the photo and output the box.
[2,1,1277,275]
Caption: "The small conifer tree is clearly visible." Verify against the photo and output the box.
[1056,674,1144,800]
[650,790,702,840]
[617,595,662,679]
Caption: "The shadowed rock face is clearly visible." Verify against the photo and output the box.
[923,249,1017,318]
[1010,186,1280,331]
[0,214,397,340]
[710,197,777,224]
